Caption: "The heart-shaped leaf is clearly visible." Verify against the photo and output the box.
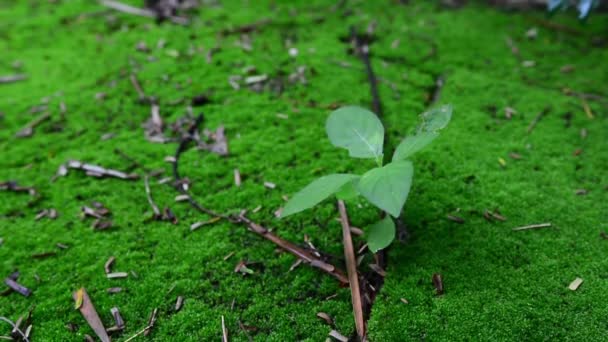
[281,174,359,218]
[326,106,384,160]
[392,132,439,162]
[367,216,396,253]
[357,161,413,217]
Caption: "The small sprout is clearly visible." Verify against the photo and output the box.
[281,105,452,252]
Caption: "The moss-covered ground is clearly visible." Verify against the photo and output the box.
[1,0,607,340]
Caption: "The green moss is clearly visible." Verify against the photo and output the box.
[0,0,606,341]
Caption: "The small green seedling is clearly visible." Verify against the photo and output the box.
[281,105,452,252]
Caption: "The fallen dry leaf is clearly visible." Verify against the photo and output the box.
[73,288,110,342]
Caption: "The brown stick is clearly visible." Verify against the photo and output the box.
[130,74,146,101]
[350,27,381,116]
[237,215,349,284]
[144,308,158,336]
[337,200,365,338]
[172,114,226,218]
[15,112,51,137]
[527,107,551,134]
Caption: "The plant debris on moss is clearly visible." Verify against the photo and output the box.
[1,1,607,341]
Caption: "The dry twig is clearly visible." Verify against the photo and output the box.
[512,222,552,231]
[237,214,349,284]
[337,200,365,339]
[15,112,50,138]
[527,107,551,134]
[144,176,162,218]
[0,317,29,342]
[56,160,138,181]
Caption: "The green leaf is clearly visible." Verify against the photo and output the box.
[392,105,452,162]
[392,132,439,162]
[281,174,359,218]
[417,105,452,134]
[367,216,396,253]
[326,106,384,160]
[336,178,360,200]
[357,161,413,217]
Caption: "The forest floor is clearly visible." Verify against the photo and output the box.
[1,0,607,341]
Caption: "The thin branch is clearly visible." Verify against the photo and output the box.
[337,200,365,339]
[237,215,349,284]
[512,222,552,231]
[221,315,228,342]
[144,308,158,337]
[172,114,229,219]
[130,74,153,103]
[144,175,161,218]
[527,106,551,134]
[15,112,50,138]
[564,89,608,105]
[0,317,29,342]
[351,27,382,116]
[123,324,153,342]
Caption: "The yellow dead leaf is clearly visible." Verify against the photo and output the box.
[74,288,84,310]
